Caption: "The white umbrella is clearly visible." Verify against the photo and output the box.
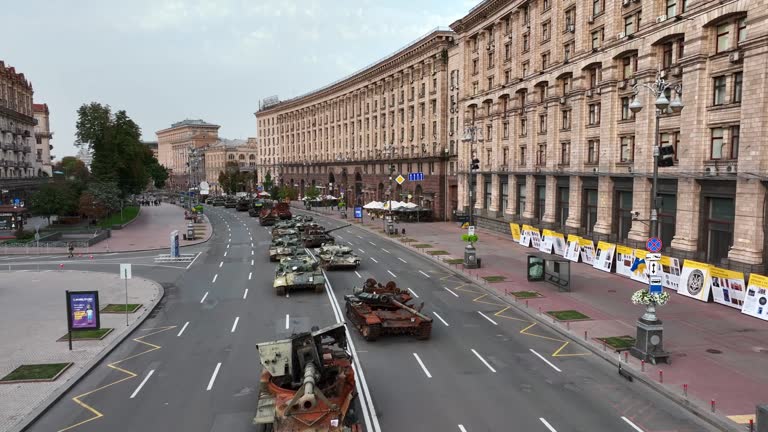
[363,201,382,209]
[258,191,271,197]
[404,202,418,208]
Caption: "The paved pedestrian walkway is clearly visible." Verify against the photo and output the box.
[3,203,211,255]
[301,204,767,428]
[0,271,162,432]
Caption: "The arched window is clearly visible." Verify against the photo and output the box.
[238,154,245,160]
[228,154,235,160]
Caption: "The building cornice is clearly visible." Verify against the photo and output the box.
[450,0,520,34]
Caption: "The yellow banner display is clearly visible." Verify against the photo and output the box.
[710,266,746,309]
[593,241,616,272]
[615,245,635,278]
[579,238,595,265]
[509,223,521,242]
[564,235,581,262]
[742,274,768,321]
[519,224,542,248]
[629,249,649,283]
[677,259,713,302]
[660,255,682,290]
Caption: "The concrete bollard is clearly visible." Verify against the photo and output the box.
[641,360,645,372]
[683,383,688,397]
[659,370,663,383]
[584,331,587,341]
[711,400,716,413]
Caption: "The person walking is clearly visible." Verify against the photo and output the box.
[68,242,74,258]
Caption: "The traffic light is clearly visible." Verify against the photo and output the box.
[658,143,675,167]
[470,157,480,171]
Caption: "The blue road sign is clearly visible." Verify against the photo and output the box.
[13,198,20,205]
[646,237,662,253]
[649,284,663,294]
[408,172,424,181]
[354,206,363,219]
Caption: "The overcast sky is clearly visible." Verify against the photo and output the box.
[1,0,477,159]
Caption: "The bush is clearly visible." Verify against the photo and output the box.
[461,234,478,243]
[14,229,34,241]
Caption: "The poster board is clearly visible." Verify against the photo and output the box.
[661,255,681,291]
[579,238,596,265]
[615,245,635,278]
[630,249,650,284]
[593,241,616,273]
[742,274,768,321]
[710,267,746,309]
[564,235,581,262]
[552,232,566,256]
[677,260,712,302]
[509,223,521,242]
[66,290,100,331]
[530,227,542,249]
[519,224,533,247]
[539,229,555,254]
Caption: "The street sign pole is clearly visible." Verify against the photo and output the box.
[124,271,128,327]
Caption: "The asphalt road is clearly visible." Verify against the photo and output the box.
[19,206,718,432]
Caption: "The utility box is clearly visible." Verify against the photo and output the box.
[186,223,195,241]
[464,244,478,269]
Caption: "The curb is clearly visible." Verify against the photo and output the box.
[8,275,166,432]
[295,207,743,432]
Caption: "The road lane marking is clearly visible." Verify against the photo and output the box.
[251,259,254,265]
[386,270,397,278]
[285,314,290,329]
[539,418,557,432]
[530,349,562,372]
[248,272,252,280]
[206,362,222,391]
[412,353,432,378]
[368,241,376,246]
[226,244,230,249]
[398,257,407,263]
[231,317,240,333]
[243,289,248,299]
[177,322,189,337]
[219,261,223,268]
[621,417,644,432]
[224,252,228,257]
[251,243,254,247]
[471,349,497,373]
[186,252,201,269]
[250,236,253,241]
[129,369,155,399]
[251,250,254,255]
[381,248,390,254]
[418,270,431,278]
[358,248,366,254]
[433,312,449,327]
[458,426,467,432]
[355,271,362,278]
[443,286,459,297]
[347,241,354,246]
[356,235,363,239]
[370,257,379,263]
[478,311,498,326]
[337,235,344,240]
[212,274,218,283]
[200,292,208,303]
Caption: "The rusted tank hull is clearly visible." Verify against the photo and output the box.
[345,301,432,341]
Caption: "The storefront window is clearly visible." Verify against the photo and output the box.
[517,183,526,216]
[616,191,633,243]
[658,193,677,250]
[706,197,734,264]
[557,187,569,228]
[501,179,509,212]
[536,185,546,221]
[584,189,598,234]
[484,178,492,209]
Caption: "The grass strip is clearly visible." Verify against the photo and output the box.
[546,310,590,321]
[1,363,72,382]
[101,304,141,313]
[482,275,507,283]
[597,335,636,350]
[510,290,542,298]
[426,250,450,256]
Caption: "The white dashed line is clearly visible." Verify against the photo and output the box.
[418,270,431,278]
[443,286,459,297]
[477,311,498,326]
[413,353,432,378]
[358,249,366,254]
[226,244,230,249]
[248,272,252,280]
[387,270,397,278]
[285,314,290,329]
[433,312,449,326]
[219,261,223,268]
[200,292,208,303]
[356,235,363,239]
[368,241,376,246]
[212,274,218,283]
[539,418,558,432]
[206,362,222,391]
[458,426,467,432]
[355,271,362,278]
[177,322,190,337]
[370,257,379,263]
[621,417,644,432]
[243,289,249,299]
[129,369,155,399]
[231,317,240,333]
[398,257,407,263]
[224,252,228,257]
[251,259,254,266]
[471,349,497,373]
[251,250,254,255]
[408,288,419,298]
[530,349,562,373]
[381,248,390,254]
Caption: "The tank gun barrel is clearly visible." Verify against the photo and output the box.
[391,298,432,321]
[324,223,352,234]
[296,362,318,410]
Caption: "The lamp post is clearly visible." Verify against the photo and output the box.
[383,143,396,234]
[629,71,684,239]
[462,125,483,269]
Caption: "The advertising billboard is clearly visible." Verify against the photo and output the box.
[66,290,100,331]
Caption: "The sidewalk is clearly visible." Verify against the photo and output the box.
[301,204,766,428]
[3,203,211,255]
[0,271,163,432]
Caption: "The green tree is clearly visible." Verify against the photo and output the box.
[304,185,320,201]
[53,157,89,182]
[263,171,274,192]
[144,147,169,189]
[75,102,151,197]
[278,185,298,201]
[29,182,80,224]
[86,182,121,215]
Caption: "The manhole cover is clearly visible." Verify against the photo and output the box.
[607,289,617,293]
[706,349,722,354]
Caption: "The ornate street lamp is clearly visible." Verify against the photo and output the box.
[461,125,483,269]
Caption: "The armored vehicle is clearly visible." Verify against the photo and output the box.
[260,208,278,226]
[273,256,325,296]
[315,245,361,270]
[211,197,225,206]
[344,278,432,341]
[224,197,237,208]
[236,198,250,211]
[301,224,349,248]
[269,237,305,262]
[253,323,361,432]
[249,200,264,217]
[275,202,292,220]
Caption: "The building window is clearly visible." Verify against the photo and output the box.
[522,61,530,77]
[588,103,601,126]
[622,55,636,79]
[711,127,725,159]
[520,117,528,137]
[519,146,527,166]
[713,76,727,105]
[522,4,530,24]
[561,110,571,130]
[592,0,604,17]
[620,136,634,162]
[539,114,547,134]
[503,122,509,139]
[731,125,740,159]
[484,178,492,209]
[523,33,530,52]
[536,185,546,220]
[587,139,599,164]
[543,0,550,11]
[666,0,679,17]
[542,21,551,42]
[621,97,634,120]
[733,72,743,103]
[738,17,747,44]
[488,51,495,68]
[542,52,550,69]
[557,187,569,228]
[486,124,493,142]
[706,197,734,264]
[659,131,680,161]
[591,29,603,49]
[504,43,511,60]
[658,193,677,249]
[560,141,570,166]
[517,182,526,216]
[536,144,547,166]
[588,67,601,88]
[716,23,731,53]
[624,14,638,36]
[584,189,598,234]
[472,81,479,95]
[501,179,509,211]
[616,191,633,243]
[662,42,674,69]
[564,42,574,62]
[472,58,479,75]
[564,8,575,31]
[504,69,511,84]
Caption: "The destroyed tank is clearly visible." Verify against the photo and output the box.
[253,323,361,432]
[344,279,432,341]
[236,198,250,211]
[269,237,307,262]
[211,197,225,206]
[275,202,292,220]
[224,197,237,208]
[260,208,278,226]
[302,224,349,248]
[249,201,264,217]
[273,256,325,296]
[315,245,360,270]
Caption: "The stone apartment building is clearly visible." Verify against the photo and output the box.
[450,0,768,273]
[255,29,459,220]
[0,61,37,179]
[156,119,220,190]
[202,138,258,194]
[33,103,53,177]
